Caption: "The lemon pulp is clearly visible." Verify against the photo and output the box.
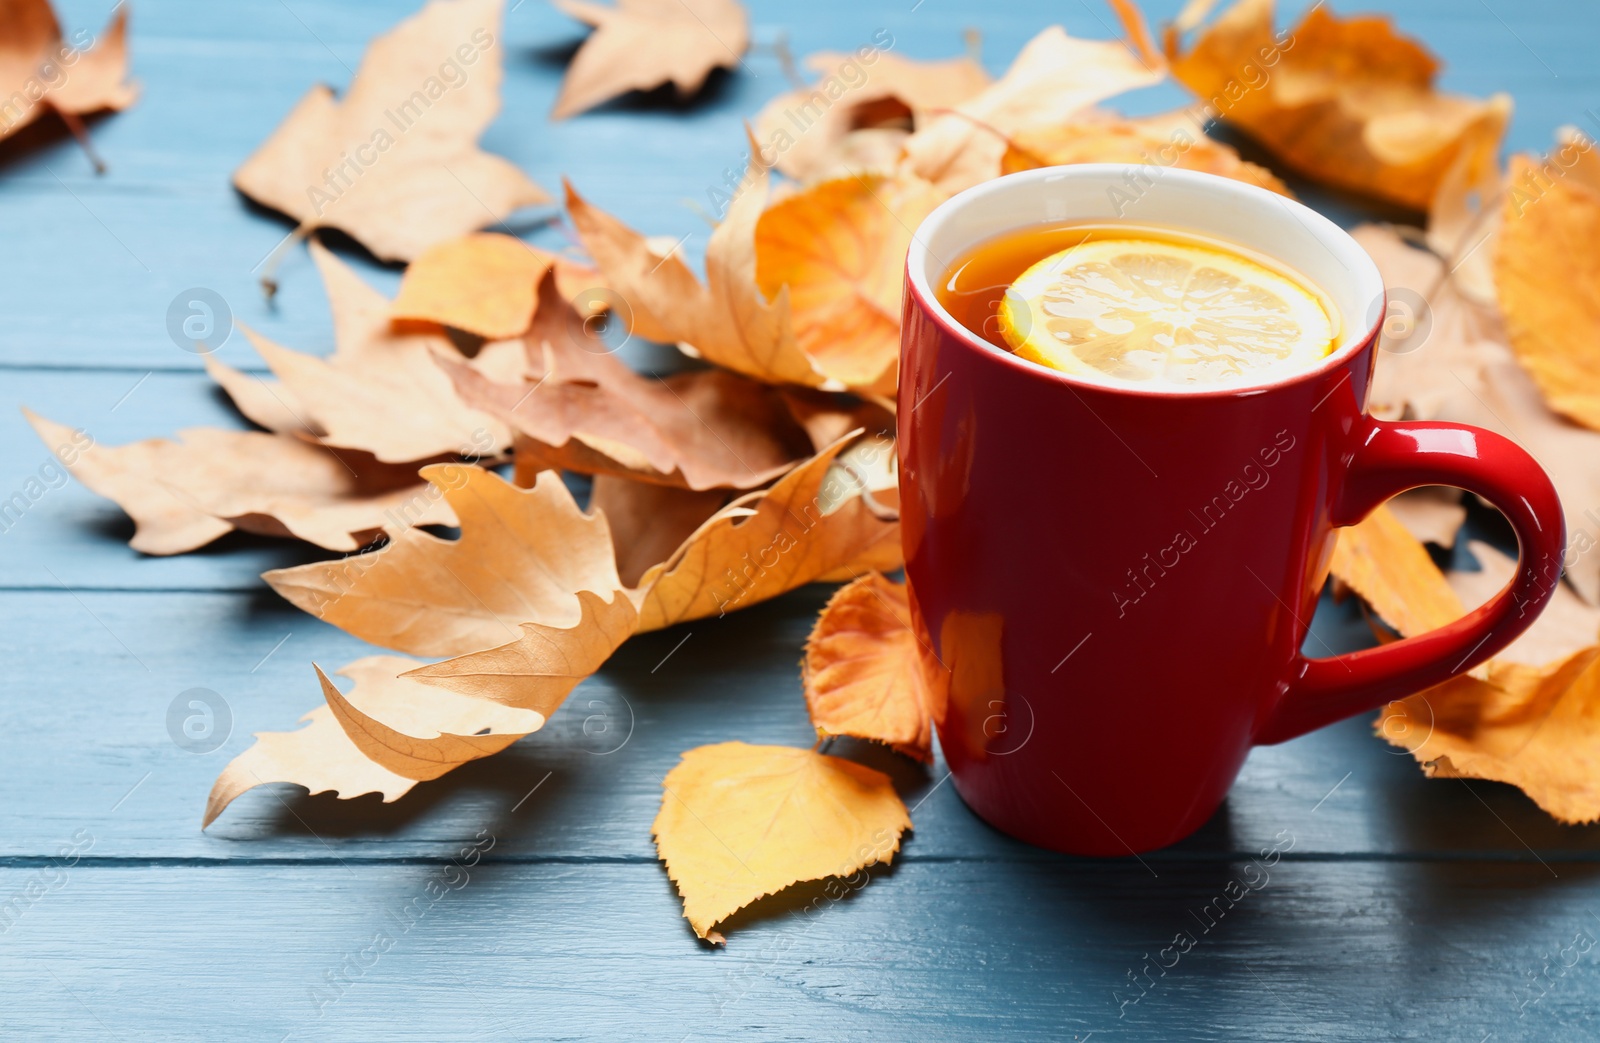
[996,237,1336,388]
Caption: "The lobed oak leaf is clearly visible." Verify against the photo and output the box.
[752,48,991,182]
[653,742,909,941]
[1495,147,1600,432]
[902,25,1164,194]
[567,170,829,389]
[999,110,1290,196]
[550,0,749,120]
[802,572,932,761]
[389,232,605,340]
[264,465,621,657]
[442,272,815,490]
[634,431,901,632]
[405,588,639,714]
[232,0,548,263]
[754,173,946,396]
[0,0,137,150]
[203,656,538,827]
[1165,0,1511,212]
[23,409,452,554]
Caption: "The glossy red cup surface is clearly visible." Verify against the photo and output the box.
[897,166,1565,856]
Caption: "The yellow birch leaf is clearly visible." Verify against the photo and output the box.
[654,742,910,941]
[802,573,932,761]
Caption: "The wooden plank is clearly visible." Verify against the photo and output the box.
[1,585,1594,862]
[4,859,1600,1040]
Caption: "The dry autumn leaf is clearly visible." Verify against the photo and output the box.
[802,572,932,761]
[1450,541,1600,668]
[1166,0,1511,212]
[754,173,946,396]
[405,588,639,713]
[551,0,748,120]
[23,409,452,554]
[567,168,829,389]
[635,432,901,632]
[588,476,730,587]
[0,0,136,161]
[204,656,540,827]
[232,0,548,264]
[1329,501,1467,639]
[208,244,521,465]
[654,741,910,941]
[389,232,605,340]
[1495,146,1600,432]
[1379,648,1600,824]
[902,24,1164,194]
[1356,223,1511,422]
[1387,486,1467,549]
[265,465,621,657]
[442,272,815,490]
[1328,496,1600,822]
[752,47,992,182]
[1432,360,1600,606]
[999,111,1289,196]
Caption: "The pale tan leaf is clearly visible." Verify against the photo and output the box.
[551,0,748,119]
[442,274,814,489]
[903,25,1163,193]
[232,0,548,262]
[23,409,452,554]
[752,47,991,182]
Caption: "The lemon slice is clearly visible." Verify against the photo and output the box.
[997,237,1336,388]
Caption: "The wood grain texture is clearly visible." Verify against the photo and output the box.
[4,0,1598,1038]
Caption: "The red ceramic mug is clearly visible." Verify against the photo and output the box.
[897,165,1565,856]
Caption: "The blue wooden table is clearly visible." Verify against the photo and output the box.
[3,1,1598,1038]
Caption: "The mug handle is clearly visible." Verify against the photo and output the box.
[1256,417,1566,746]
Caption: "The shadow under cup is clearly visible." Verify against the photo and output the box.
[896,165,1558,856]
